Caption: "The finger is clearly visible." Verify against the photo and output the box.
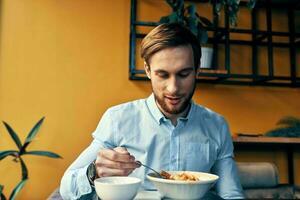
[114,147,136,161]
[114,147,129,154]
[97,158,140,169]
[99,148,135,162]
[96,166,134,177]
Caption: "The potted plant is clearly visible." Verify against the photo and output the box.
[0,117,62,200]
[159,0,256,68]
[264,116,300,137]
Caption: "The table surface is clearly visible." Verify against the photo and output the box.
[134,191,223,200]
[134,191,160,200]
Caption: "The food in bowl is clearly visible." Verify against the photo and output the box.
[94,176,141,200]
[160,170,199,181]
[170,172,200,181]
[160,170,172,179]
[147,171,219,200]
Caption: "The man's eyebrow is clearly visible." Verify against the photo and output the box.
[154,67,194,73]
[178,67,194,73]
[153,69,168,73]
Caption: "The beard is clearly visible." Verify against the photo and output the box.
[153,83,196,115]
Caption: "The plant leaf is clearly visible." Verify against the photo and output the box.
[24,151,62,159]
[197,14,213,27]
[265,126,300,137]
[197,28,208,44]
[186,17,198,36]
[2,122,22,150]
[159,12,180,24]
[170,12,180,23]
[21,117,45,152]
[247,0,256,9]
[186,5,198,34]
[159,15,171,23]
[0,185,3,194]
[166,0,184,12]
[1,193,7,200]
[9,179,27,200]
[0,150,18,161]
[213,3,222,16]
[0,184,6,200]
[276,116,300,128]
[19,158,28,180]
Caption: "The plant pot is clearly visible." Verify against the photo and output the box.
[200,47,213,69]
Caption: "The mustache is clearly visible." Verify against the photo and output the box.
[164,94,183,98]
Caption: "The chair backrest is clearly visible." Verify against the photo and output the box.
[237,162,279,189]
[47,188,63,200]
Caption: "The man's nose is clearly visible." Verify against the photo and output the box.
[166,77,179,94]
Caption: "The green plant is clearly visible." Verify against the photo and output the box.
[0,117,62,200]
[265,116,300,137]
[160,0,256,43]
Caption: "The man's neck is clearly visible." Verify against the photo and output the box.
[158,103,191,127]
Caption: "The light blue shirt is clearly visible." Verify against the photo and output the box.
[60,94,244,199]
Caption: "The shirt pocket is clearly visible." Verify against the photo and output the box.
[185,141,216,171]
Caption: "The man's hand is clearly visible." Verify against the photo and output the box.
[95,147,140,177]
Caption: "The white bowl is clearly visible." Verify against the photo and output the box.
[94,176,141,200]
[147,171,219,200]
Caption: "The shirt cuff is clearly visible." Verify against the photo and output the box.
[76,165,93,195]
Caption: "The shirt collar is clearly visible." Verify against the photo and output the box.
[146,94,165,124]
[146,93,195,125]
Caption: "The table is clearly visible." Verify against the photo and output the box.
[134,191,223,200]
[47,188,223,200]
[233,136,300,184]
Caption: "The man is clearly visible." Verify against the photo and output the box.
[60,23,244,199]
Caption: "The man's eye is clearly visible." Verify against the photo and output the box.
[178,72,190,78]
[157,72,168,78]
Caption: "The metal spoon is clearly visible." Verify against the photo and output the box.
[136,161,164,178]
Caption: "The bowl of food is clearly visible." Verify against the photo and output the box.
[147,171,219,200]
[94,176,141,200]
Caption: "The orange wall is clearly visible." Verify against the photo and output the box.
[0,1,299,199]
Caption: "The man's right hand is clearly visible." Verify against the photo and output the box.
[95,147,140,178]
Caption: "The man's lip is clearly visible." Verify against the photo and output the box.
[165,95,181,100]
[165,96,181,105]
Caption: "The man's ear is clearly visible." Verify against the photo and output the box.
[144,61,151,79]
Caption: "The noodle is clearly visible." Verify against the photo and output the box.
[159,171,199,181]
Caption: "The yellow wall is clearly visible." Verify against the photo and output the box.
[0,0,299,199]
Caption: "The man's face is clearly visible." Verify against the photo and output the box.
[145,45,197,117]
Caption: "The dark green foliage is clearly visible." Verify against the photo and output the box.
[24,150,61,158]
[20,117,45,154]
[160,0,256,44]
[9,179,27,200]
[0,185,6,200]
[265,116,300,137]
[0,117,62,200]
[2,122,22,150]
[0,151,18,161]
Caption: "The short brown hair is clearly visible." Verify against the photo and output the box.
[141,23,201,69]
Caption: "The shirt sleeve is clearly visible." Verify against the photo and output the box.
[60,110,116,200]
[211,119,244,199]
